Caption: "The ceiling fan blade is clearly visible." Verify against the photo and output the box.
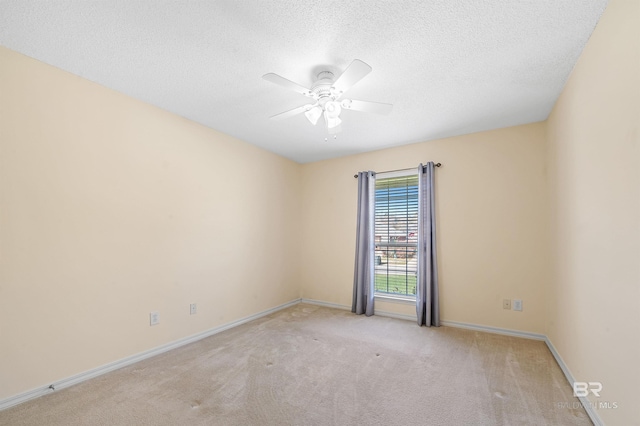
[269,104,314,120]
[262,73,314,98]
[341,99,393,115]
[332,59,372,95]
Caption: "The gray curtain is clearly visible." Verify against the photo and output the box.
[352,171,375,316]
[416,162,440,326]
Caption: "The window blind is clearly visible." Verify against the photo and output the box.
[374,174,419,296]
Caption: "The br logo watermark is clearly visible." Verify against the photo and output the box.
[573,381,602,397]
[562,382,619,410]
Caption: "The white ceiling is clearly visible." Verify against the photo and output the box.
[0,1,608,163]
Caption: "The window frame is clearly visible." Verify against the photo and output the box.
[373,169,419,302]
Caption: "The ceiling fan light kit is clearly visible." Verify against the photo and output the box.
[263,59,392,134]
[304,106,322,125]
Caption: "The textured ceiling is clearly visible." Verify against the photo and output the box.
[0,1,608,163]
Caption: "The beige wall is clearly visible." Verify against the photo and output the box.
[300,123,549,334]
[0,47,301,400]
[546,0,640,424]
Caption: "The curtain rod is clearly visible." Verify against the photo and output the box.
[353,163,441,178]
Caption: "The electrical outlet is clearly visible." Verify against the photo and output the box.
[190,303,197,315]
[513,299,523,311]
[150,311,160,326]
[503,299,511,310]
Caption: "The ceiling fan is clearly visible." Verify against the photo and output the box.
[263,59,392,134]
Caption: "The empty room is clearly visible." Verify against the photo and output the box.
[0,1,638,425]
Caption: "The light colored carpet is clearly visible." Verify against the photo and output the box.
[0,304,590,425]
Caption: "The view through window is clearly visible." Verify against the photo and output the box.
[374,174,418,297]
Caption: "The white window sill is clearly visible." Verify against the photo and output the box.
[374,294,416,304]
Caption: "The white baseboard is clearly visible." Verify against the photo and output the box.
[375,310,415,322]
[300,298,350,311]
[440,320,546,341]
[544,337,603,426]
[0,298,301,412]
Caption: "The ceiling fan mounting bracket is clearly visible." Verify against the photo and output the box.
[316,70,334,81]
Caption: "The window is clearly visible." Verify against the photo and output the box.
[374,173,418,298]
